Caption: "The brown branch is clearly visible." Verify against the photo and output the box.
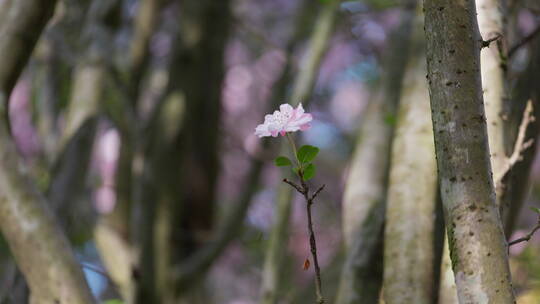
[480,34,502,49]
[283,178,304,194]
[508,220,540,247]
[495,100,536,188]
[508,23,540,58]
[283,178,325,304]
[312,184,325,201]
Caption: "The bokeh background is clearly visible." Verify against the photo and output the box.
[1,0,540,303]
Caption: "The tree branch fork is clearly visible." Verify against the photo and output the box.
[495,100,536,192]
[282,177,325,304]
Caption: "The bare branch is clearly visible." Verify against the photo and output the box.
[311,184,326,201]
[508,220,540,247]
[508,23,540,58]
[480,33,502,49]
[495,100,536,187]
[283,178,305,194]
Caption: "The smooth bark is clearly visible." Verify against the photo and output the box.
[335,5,415,303]
[424,0,515,302]
[383,13,437,304]
[0,1,94,303]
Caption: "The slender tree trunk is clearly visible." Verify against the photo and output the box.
[383,12,437,304]
[335,4,415,303]
[424,0,515,302]
[0,1,94,303]
[478,0,508,197]
[437,2,508,302]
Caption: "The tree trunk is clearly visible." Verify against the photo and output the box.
[0,1,94,303]
[437,1,508,302]
[383,12,437,304]
[335,4,416,303]
[424,0,515,302]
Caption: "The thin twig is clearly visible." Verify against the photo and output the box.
[312,184,325,201]
[508,220,540,247]
[495,100,536,188]
[480,34,502,49]
[283,177,325,304]
[283,178,304,194]
[508,24,540,58]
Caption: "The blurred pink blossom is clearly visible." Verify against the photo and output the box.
[254,103,312,137]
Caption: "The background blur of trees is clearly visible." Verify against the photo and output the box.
[1,0,540,303]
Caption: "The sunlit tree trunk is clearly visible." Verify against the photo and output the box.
[424,0,515,302]
[382,12,437,304]
[0,1,95,303]
[335,5,415,303]
[478,0,507,201]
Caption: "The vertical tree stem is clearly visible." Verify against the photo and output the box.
[284,178,325,303]
[424,0,515,302]
[304,189,324,303]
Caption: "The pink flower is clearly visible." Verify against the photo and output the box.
[255,103,312,138]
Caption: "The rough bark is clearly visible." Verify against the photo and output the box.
[335,5,415,303]
[437,2,508,302]
[0,1,94,303]
[424,0,515,302]
[260,1,340,303]
[383,13,437,304]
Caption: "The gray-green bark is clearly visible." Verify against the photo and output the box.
[0,1,94,303]
[335,5,415,303]
[260,1,340,303]
[424,0,515,302]
[437,2,508,302]
[383,13,437,304]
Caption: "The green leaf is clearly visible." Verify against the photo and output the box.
[303,163,316,181]
[530,206,540,214]
[297,145,319,164]
[274,156,292,167]
[104,300,124,304]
